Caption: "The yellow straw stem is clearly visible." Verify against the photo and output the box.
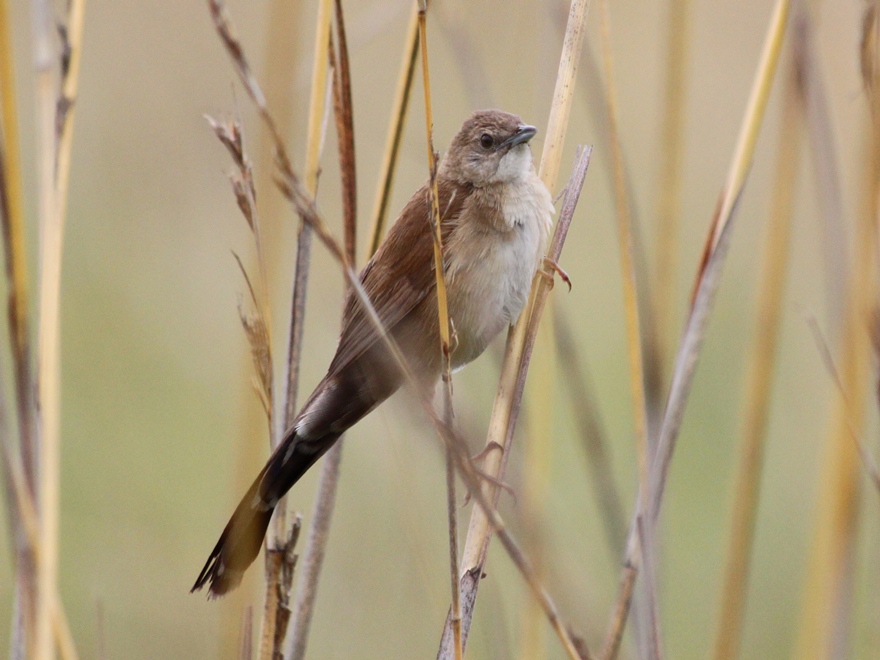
[36,1,87,657]
[712,69,801,660]
[365,4,420,261]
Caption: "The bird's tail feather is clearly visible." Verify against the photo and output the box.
[191,431,338,597]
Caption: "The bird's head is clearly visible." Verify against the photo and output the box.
[440,109,538,187]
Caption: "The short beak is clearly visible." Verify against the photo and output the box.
[502,125,537,148]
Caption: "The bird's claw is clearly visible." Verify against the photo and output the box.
[539,257,572,291]
[471,441,503,464]
[461,446,517,507]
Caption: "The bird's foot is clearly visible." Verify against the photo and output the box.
[462,444,517,506]
[471,441,503,464]
[539,257,572,291]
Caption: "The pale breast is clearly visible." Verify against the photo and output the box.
[445,172,554,369]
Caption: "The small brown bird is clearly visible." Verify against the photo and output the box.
[193,109,553,597]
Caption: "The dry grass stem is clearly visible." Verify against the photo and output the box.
[33,0,86,656]
[0,0,38,654]
[365,4,419,260]
[0,0,36,489]
[415,3,461,658]
[209,118,274,420]
[1,392,78,660]
[596,0,658,652]
[601,1,790,656]
[330,0,356,267]
[239,606,253,660]
[711,65,801,660]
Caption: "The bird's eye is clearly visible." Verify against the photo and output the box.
[479,133,494,149]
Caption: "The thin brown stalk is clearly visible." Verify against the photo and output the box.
[446,2,591,655]
[0,0,36,493]
[0,24,38,653]
[416,3,460,657]
[331,0,356,267]
[601,2,790,657]
[712,64,801,660]
[365,3,419,260]
[208,4,587,656]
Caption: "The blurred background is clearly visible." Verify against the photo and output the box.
[1,0,877,658]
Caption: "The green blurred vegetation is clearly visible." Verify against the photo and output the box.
[1,0,878,658]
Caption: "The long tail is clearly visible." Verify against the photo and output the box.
[191,430,339,597]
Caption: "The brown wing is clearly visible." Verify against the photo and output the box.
[327,179,471,377]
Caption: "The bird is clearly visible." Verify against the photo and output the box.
[192,109,554,597]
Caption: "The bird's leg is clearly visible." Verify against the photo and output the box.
[461,442,516,506]
[471,441,503,464]
[538,256,572,291]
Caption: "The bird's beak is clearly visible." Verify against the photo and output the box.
[501,125,537,148]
